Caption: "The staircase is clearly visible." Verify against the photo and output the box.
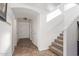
[49,33,63,56]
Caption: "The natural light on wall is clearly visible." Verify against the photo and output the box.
[64,3,77,11]
[47,9,62,22]
[0,32,11,53]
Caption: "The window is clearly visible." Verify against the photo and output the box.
[47,9,62,22]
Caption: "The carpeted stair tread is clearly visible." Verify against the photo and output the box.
[52,42,63,51]
[55,39,63,45]
[57,36,63,40]
[49,46,63,56]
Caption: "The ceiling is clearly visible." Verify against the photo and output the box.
[12,7,39,19]
[12,3,61,19]
[25,3,61,13]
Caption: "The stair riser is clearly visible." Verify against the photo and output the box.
[55,40,63,45]
[58,36,63,40]
[52,43,63,51]
[49,47,63,56]
[60,34,63,36]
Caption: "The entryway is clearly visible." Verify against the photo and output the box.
[17,18,30,39]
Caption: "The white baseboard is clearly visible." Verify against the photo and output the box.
[38,46,49,51]
[31,40,38,47]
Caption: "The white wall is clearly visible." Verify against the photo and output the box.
[64,5,79,29]
[64,5,79,56]
[38,11,64,51]
[7,5,17,56]
[17,18,30,39]
[12,13,17,54]
[0,4,17,56]
[30,15,41,47]
[0,21,11,56]
[7,7,17,55]
[64,21,78,56]
[0,6,11,56]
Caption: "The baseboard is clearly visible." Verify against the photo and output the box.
[12,38,19,55]
[38,46,49,51]
[18,38,30,40]
[31,40,38,48]
[0,45,13,56]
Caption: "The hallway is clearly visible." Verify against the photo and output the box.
[13,39,57,56]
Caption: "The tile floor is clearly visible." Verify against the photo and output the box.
[13,38,57,56]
